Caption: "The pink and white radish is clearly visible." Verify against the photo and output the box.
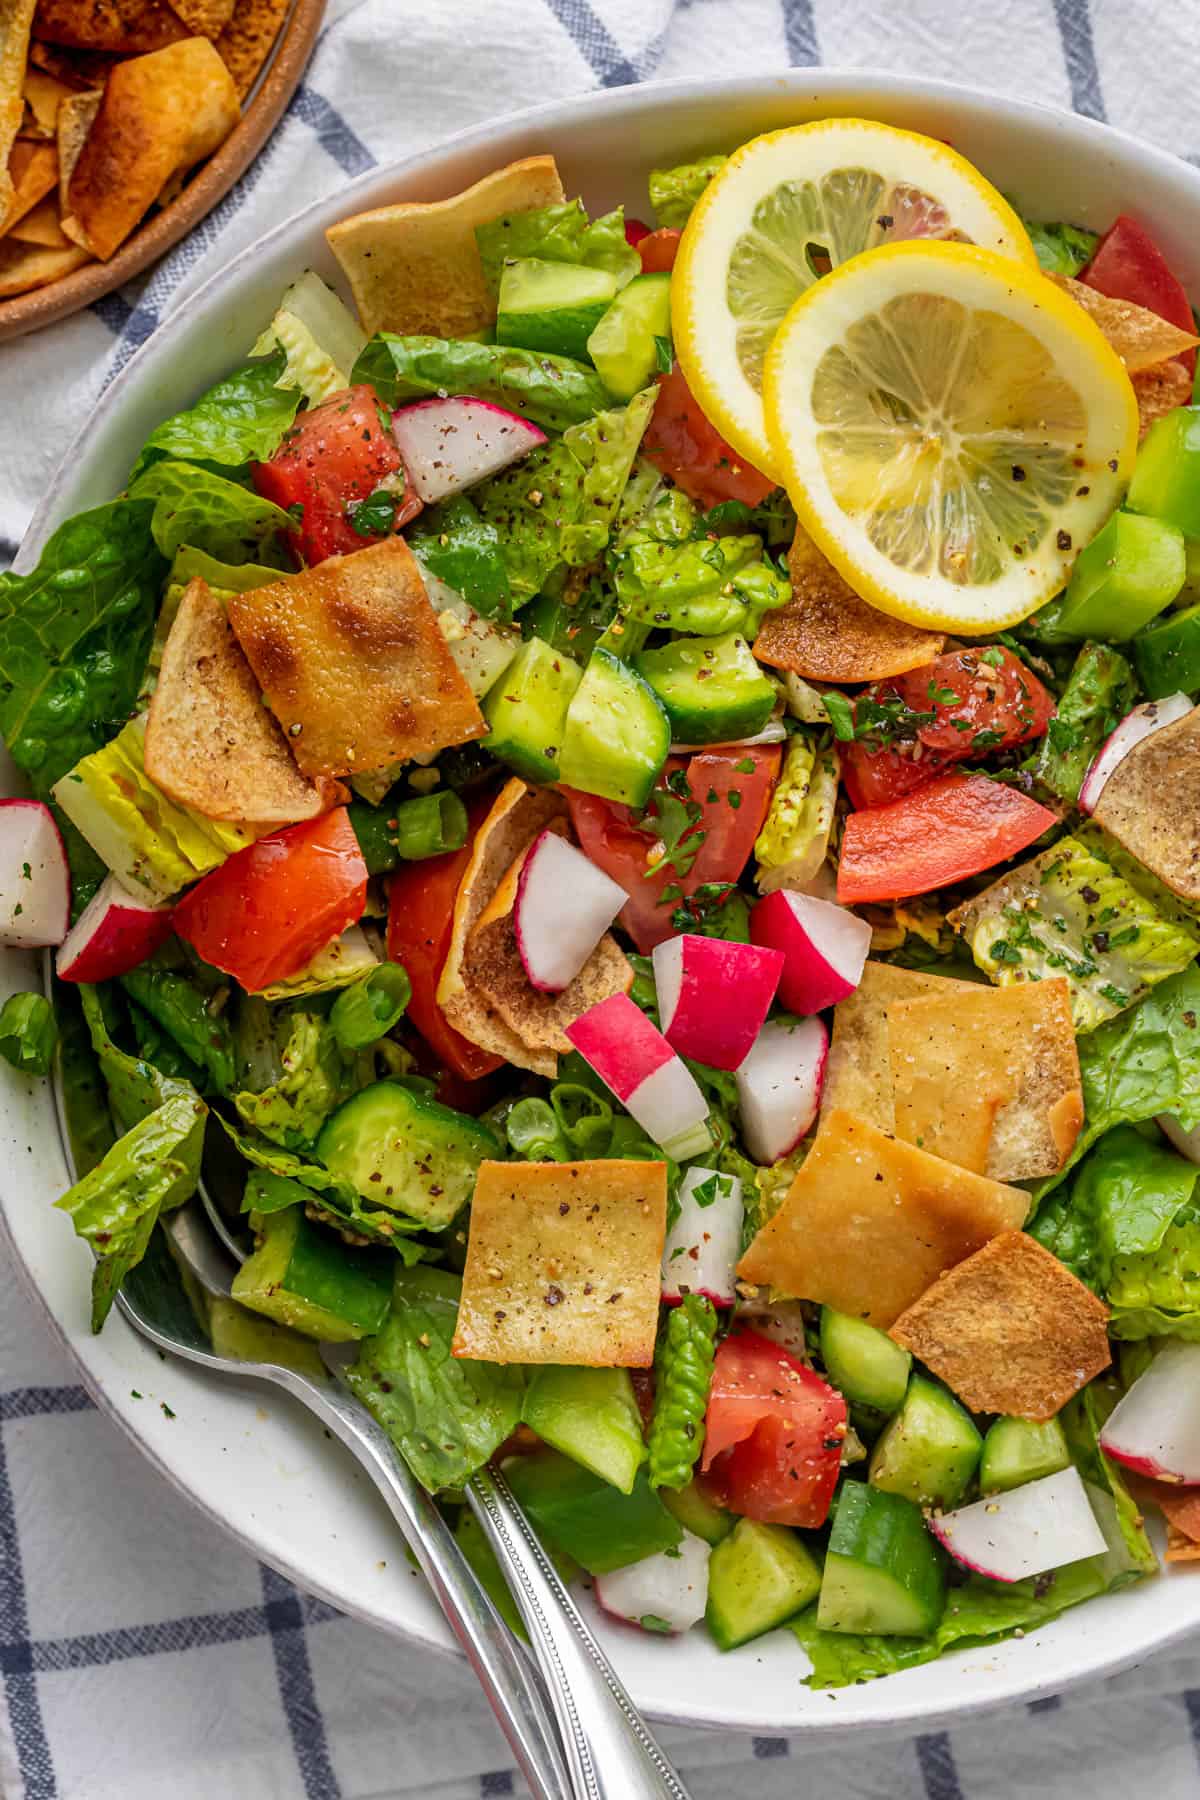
[0,800,69,948]
[391,398,546,504]
[624,218,652,248]
[1158,1115,1200,1165]
[1079,694,1193,814]
[565,992,710,1160]
[56,875,174,984]
[1099,1341,1200,1483]
[750,890,871,1015]
[928,1467,1105,1583]
[735,1016,827,1165]
[652,935,783,1070]
[594,1531,711,1635]
[661,1165,743,1306]
[515,831,627,993]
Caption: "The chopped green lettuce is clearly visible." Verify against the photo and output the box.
[1021,216,1101,278]
[1071,964,1200,1171]
[475,199,640,295]
[129,461,294,565]
[1061,1379,1158,1575]
[754,735,838,893]
[250,272,367,404]
[78,984,207,1132]
[646,1294,717,1489]
[0,993,57,1076]
[409,496,512,619]
[1031,642,1136,803]
[234,1010,360,1150]
[1032,1124,1198,1291]
[254,925,380,1001]
[53,983,117,1177]
[612,488,790,636]
[220,1116,429,1252]
[345,1265,523,1491]
[129,350,300,483]
[119,961,237,1096]
[648,156,726,229]
[352,334,610,433]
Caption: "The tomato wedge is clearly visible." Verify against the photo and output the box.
[836,772,1057,904]
[561,746,780,952]
[701,1331,846,1529]
[637,227,681,273]
[386,797,504,1081]
[174,808,367,992]
[643,364,776,509]
[1082,215,1196,375]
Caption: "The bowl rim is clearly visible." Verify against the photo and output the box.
[10,66,1200,1735]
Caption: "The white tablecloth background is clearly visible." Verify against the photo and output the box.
[5,0,1200,1793]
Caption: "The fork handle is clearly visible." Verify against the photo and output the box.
[467,1467,693,1800]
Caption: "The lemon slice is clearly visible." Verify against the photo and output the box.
[673,119,1038,480]
[762,241,1139,632]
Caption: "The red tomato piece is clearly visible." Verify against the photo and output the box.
[386,797,504,1082]
[252,384,421,565]
[840,647,1056,810]
[1082,215,1196,375]
[643,364,776,509]
[174,808,367,992]
[625,217,652,248]
[637,227,681,273]
[836,772,1057,905]
[561,745,780,952]
[701,1331,847,1529]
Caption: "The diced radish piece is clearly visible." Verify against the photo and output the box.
[565,992,710,1160]
[735,1017,827,1164]
[750,890,872,1015]
[594,1531,711,1634]
[662,1165,743,1306]
[1099,1341,1200,1482]
[391,398,546,504]
[1079,694,1193,814]
[56,875,174,984]
[515,830,627,993]
[652,935,783,1070]
[1158,1115,1200,1165]
[624,218,652,248]
[0,800,69,948]
[928,1467,1105,1583]
[670,718,788,753]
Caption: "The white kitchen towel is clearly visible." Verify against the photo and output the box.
[5,0,1200,1796]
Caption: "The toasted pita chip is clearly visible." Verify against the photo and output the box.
[1,139,56,236]
[22,66,73,133]
[0,0,37,232]
[0,233,88,293]
[1134,359,1192,440]
[55,83,98,211]
[28,37,114,84]
[1049,273,1199,373]
[9,192,67,244]
[144,578,339,825]
[889,1231,1111,1420]
[753,523,944,684]
[33,0,187,51]
[1145,1481,1200,1549]
[227,538,486,781]
[326,155,565,340]
[821,961,952,1136]
[453,1160,667,1366]
[213,0,286,98]
[1166,1527,1200,1563]
[66,37,238,259]
[1090,705,1200,905]
[736,1109,1029,1328]
[168,0,234,36]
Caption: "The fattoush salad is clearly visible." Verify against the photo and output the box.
[5,119,1200,1685]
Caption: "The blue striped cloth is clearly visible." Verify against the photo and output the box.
[5,1,1200,1793]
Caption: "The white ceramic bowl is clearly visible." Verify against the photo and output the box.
[4,70,1200,1736]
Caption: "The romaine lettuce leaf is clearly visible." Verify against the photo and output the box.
[0,500,167,799]
[1021,217,1101,278]
[119,960,237,1096]
[1074,964,1200,1162]
[754,735,838,892]
[408,496,512,619]
[53,981,117,1178]
[1061,1379,1158,1575]
[1031,1123,1198,1286]
[129,461,294,565]
[78,983,205,1135]
[345,1264,523,1492]
[352,334,610,433]
[475,200,639,294]
[1108,1218,1200,1334]
[234,1009,358,1150]
[611,488,790,636]
[251,272,367,404]
[220,1116,430,1254]
[1030,642,1136,803]
[253,925,380,1001]
[169,545,283,595]
[129,351,300,483]
[648,156,727,229]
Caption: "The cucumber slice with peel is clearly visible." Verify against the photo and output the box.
[868,1374,982,1510]
[559,645,671,806]
[706,1518,822,1650]
[820,1307,912,1414]
[497,258,618,361]
[588,272,673,401]
[818,1482,946,1637]
[979,1416,1071,1494]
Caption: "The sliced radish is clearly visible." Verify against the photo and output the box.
[391,397,546,504]
[652,935,783,1070]
[594,1531,711,1634]
[750,890,872,1015]
[624,218,652,248]
[661,1165,743,1306]
[565,992,710,1161]
[735,1016,827,1165]
[1158,1115,1200,1165]
[1099,1341,1200,1483]
[1079,694,1193,814]
[515,830,626,993]
[928,1467,1105,1583]
[670,718,788,753]
[56,875,174,984]
[0,800,69,948]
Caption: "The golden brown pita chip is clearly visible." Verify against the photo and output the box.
[33,0,187,51]
[168,0,233,36]
[326,155,566,340]
[1166,1528,1200,1563]
[9,192,67,243]
[821,961,951,1136]
[889,1231,1111,1420]
[1134,359,1192,440]
[1049,273,1199,373]
[66,36,238,259]
[0,232,87,292]
[227,539,486,781]
[453,1160,667,1366]
[213,0,286,98]
[55,82,97,211]
[736,1109,1029,1328]
[28,37,114,84]
[1090,704,1200,905]
[0,0,37,232]
[753,522,944,684]
[1145,1481,1200,1550]
[22,66,72,133]
[1,138,56,236]
[144,578,340,825]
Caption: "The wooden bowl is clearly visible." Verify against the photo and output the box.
[0,0,327,343]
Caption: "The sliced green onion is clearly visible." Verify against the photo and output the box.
[330,962,411,1051]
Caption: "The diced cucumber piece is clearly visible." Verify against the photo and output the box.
[317,1081,500,1230]
[587,272,673,402]
[1134,600,1200,699]
[504,1450,681,1575]
[230,1207,393,1343]
[522,1366,646,1495]
[868,1375,982,1510]
[820,1308,912,1416]
[706,1518,822,1650]
[660,1479,734,1546]
[635,632,776,745]
[1128,405,1200,538]
[207,1295,327,1380]
[818,1482,945,1637]
[1046,510,1185,641]
[559,645,671,806]
[496,258,618,361]
[979,1416,1071,1494]
[483,636,583,784]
